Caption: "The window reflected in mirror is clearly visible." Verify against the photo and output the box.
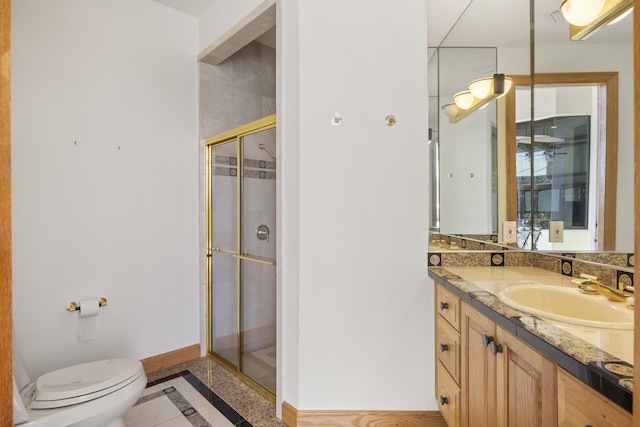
[516,114,593,247]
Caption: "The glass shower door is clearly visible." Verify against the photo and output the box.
[209,139,239,367]
[239,128,276,394]
[206,115,276,396]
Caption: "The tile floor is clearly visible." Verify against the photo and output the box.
[127,356,287,427]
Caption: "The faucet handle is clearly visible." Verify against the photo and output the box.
[618,283,634,293]
[580,273,598,280]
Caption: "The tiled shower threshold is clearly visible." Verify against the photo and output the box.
[143,356,286,427]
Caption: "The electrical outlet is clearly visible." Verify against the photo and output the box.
[549,221,564,243]
[503,221,517,243]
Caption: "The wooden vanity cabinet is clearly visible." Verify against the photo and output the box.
[435,284,461,427]
[557,367,631,427]
[495,325,557,427]
[435,281,632,427]
[459,301,557,427]
[460,302,497,427]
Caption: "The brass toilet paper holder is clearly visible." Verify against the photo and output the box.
[66,297,108,312]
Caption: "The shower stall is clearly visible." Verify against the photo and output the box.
[205,115,276,396]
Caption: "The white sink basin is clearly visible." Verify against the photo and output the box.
[499,284,634,329]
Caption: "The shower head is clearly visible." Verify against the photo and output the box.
[258,144,277,160]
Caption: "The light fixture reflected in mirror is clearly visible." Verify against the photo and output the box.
[468,77,494,99]
[441,103,459,118]
[454,91,474,109]
[561,0,633,40]
[441,74,513,123]
[560,0,606,25]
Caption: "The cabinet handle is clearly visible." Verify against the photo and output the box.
[439,395,448,405]
[440,343,449,352]
[440,301,448,310]
[482,334,494,347]
[490,341,503,355]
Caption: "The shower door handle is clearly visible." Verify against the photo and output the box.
[231,252,276,266]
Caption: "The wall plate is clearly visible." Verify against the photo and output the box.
[503,221,517,243]
[549,221,564,243]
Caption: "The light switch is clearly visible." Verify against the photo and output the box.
[549,221,564,242]
[503,221,517,243]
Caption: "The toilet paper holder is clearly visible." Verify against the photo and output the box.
[66,297,108,312]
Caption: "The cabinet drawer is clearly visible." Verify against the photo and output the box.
[436,314,460,384]
[557,368,631,427]
[436,284,460,330]
[437,362,460,427]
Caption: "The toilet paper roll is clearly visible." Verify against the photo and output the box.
[79,299,100,318]
[78,299,100,341]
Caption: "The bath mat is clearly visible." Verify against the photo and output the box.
[123,370,253,427]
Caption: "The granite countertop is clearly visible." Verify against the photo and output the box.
[429,265,634,411]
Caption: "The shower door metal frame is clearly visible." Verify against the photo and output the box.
[205,114,276,401]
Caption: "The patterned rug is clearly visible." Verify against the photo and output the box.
[123,370,253,427]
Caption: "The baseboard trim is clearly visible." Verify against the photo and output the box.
[281,401,445,427]
[141,344,201,374]
[281,401,298,427]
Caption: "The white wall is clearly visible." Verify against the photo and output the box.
[12,0,199,379]
[440,108,494,233]
[280,0,432,411]
[198,0,270,53]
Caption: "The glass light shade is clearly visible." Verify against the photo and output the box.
[454,91,475,110]
[560,0,606,25]
[441,103,459,118]
[468,77,493,99]
[607,7,633,25]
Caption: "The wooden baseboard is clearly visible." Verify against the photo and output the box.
[282,401,298,427]
[281,401,446,427]
[141,344,201,374]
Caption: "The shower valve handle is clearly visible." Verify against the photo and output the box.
[256,224,270,241]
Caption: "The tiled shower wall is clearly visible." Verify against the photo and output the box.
[199,41,276,139]
[198,41,277,353]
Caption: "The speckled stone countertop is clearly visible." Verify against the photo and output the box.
[429,265,634,411]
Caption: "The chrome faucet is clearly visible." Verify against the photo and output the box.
[572,274,629,302]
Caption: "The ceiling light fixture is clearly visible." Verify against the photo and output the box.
[560,0,634,40]
[442,74,513,123]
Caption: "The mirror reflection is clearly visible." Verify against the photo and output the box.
[428,0,633,259]
[430,47,499,234]
[510,72,621,251]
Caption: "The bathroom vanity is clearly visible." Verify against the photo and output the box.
[430,266,633,427]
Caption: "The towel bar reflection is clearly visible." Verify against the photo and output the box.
[66,297,108,312]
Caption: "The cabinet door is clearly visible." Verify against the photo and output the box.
[461,303,496,427]
[436,284,460,330]
[437,362,461,427]
[557,368,632,427]
[495,326,557,427]
[436,314,460,384]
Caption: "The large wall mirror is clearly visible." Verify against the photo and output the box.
[428,0,634,261]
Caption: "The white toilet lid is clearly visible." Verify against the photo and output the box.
[32,359,143,409]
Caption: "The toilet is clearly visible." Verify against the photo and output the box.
[13,351,147,427]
